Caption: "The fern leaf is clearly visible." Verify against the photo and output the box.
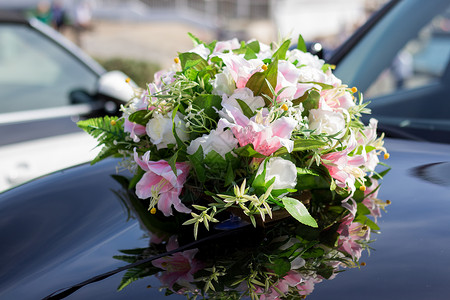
[77,116,126,146]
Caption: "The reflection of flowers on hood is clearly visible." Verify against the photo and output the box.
[152,236,203,291]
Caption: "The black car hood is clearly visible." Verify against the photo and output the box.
[1,138,450,299]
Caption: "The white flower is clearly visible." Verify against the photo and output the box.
[257,157,297,190]
[213,38,240,54]
[221,87,265,112]
[212,68,236,96]
[146,112,189,149]
[188,44,211,60]
[308,108,346,138]
[187,128,238,158]
[288,49,325,69]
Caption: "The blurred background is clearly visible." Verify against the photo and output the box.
[1,0,389,86]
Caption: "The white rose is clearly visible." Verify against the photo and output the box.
[308,108,346,138]
[257,157,297,190]
[221,87,265,112]
[146,112,189,149]
[187,128,238,158]
[212,68,235,96]
[288,49,325,69]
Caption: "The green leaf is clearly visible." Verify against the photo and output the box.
[272,39,291,60]
[225,161,235,186]
[179,52,209,71]
[166,151,179,176]
[264,257,291,276]
[235,98,255,119]
[245,57,278,104]
[128,110,151,126]
[204,150,227,172]
[233,144,266,158]
[171,106,186,149]
[192,94,222,121]
[273,139,327,156]
[302,247,325,259]
[244,47,257,60]
[77,116,127,164]
[128,168,145,189]
[247,40,260,53]
[296,167,320,176]
[317,264,335,279]
[301,90,320,117]
[354,214,380,231]
[188,145,206,183]
[187,32,202,46]
[297,34,307,52]
[282,197,318,227]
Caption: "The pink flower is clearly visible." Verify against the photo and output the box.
[152,236,203,291]
[253,271,319,299]
[216,53,264,88]
[124,119,146,142]
[275,60,302,101]
[320,87,355,111]
[321,135,366,192]
[337,214,370,260]
[219,104,296,156]
[213,38,240,53]
[321,149,366,193]
[362,179,383,220]
[134,150,191,216]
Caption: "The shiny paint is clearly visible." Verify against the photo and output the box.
[1,138,450,299]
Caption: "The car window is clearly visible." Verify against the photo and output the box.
[334,0,450,143]
[365,6,450,98]
[0,23,98,114]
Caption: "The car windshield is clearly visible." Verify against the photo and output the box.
[334,0,450,143]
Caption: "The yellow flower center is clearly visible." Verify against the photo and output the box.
[174,57,180,64]
[351,87,358,93]
[281,104,289,111]
[125,77,130,83]
[261,64,268,71]
[359,185,366,192]
[110,120,116,126]
[150,207,157,214]
[384,153,390,160]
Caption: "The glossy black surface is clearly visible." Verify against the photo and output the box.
[1,138,450,299]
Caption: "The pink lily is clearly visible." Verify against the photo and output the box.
[218,104,296,156]
[134,150,191,216]
[152,236,203,291]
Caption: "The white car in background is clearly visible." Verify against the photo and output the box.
[0,10,135,191]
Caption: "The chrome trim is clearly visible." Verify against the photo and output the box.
[0,103,102,125]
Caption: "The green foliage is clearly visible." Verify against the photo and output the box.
[233,144,266,158]
[297,34,307,52]
[282,197,318,228]
[274,139,328,156]
[272,39,291,60]
[77,116,128,164]
[245,58,278,105]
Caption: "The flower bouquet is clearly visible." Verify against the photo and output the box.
[78,33,390,239]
